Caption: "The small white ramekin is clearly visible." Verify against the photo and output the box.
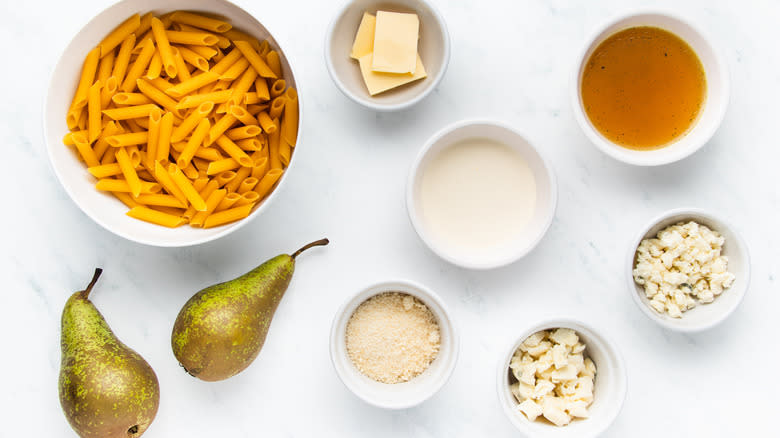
[571,10,730,166]
[497,318,627,438]
[329,279,459,409]
[324,0,450,111]
[627,208,751,332]
[406,120,557,270]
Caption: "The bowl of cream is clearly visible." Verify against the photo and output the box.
[406,120,557,269]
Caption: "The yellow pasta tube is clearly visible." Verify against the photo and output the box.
[205,113,237,146]
[106,132,148,147]
[226,125,261,140]
[251,156,269,179]
[149,77,176,93]
[146,51,162,79]
[137,12,154,35]
[134,194,186,208]
[210,48,243,75]
[157,111,174,161]
[215,135,253,167]
[176,89,232,109]
[211,79,233,92]
[151,17,177,78]
[102,103,161,120]
[235,191,260,207]
[227,108,255,128]
[127,206,187,228]
[278,140,291,167]
[282,88,299,147]
[203,204,253,228]
[270,79,286,98]
[136,78,184,117]
[112,93,153,106]
[254,77,270,100]
[216,170,237,187]
[229,67,258,106]
[120,38,156,92]
[247,104,269,115]
[187,45,218,59]
[171,102,214,142]
[146,107,163,168]
[72,132,100,167]
[219,57,249,81]
[206,158,240,175]
[237,177,258,194]
[115,147,142,197]
[269,96,286,119]
[169,11,232,33]
[97,50,115,84]
[167,71,219,98]
[268,123,281,170]
[111,34,136,87]
[265,50,282,78]
[96,179,160,194]
[166,30,219,46]
[224,166,251,192]
[168,163,207,211]
[88,163,122,178]
[70,47,100,111]
[257,111,277,134]
[255,168,283,199]
[177,118,211,169]
[153,160,187,205]
[87,81,102,143]
[258,40,271,56]
[178,46,209,71]
[113,192,140,208]
[171,46,191,81]
[215,192,241,211]
[224,29,261,50]
[189,189,227,227]
[237,138,262,152]
[98,13,141,57]
[233,40,276,78]
[93,121,120,161]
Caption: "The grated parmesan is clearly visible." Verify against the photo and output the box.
[345,292,441,384]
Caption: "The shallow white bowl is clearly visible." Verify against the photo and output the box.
[325,0,450,111]
[406,120,557,270]
[571,10,729,166]
[497,318,627,438]
[329,280,459,409]
[627,208,751,332]
[43,0,302,247]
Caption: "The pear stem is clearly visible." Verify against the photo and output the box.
[82,268,103,299]
[291,238,329,259]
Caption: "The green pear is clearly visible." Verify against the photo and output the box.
[172,238,329,381]
[59,269,160,438]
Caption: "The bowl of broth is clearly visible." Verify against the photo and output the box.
[571,11,729,166]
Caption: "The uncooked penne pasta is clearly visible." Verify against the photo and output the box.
[177,46,209,71]
[172,102,213,142]
[112,92,153,106]
[169,11,232,33]
[98,14,141,57]
[229,105,258,126]
[215,135,253,167]
[72,132,100,167]
[95,178,160,194]
[115,147,142,197]
[215,192,241,211]
[255,168,283,198]
[251,156,269,179]
[203,203,253,228]
[265,50,282,78]
[168,164,207,211]
[235,191,260,207]
[102,103,160,120]
[157,111,174,161]
[87,81,102,143]
[153,160,187,205]
[146,107,162,167]
[106,132,149,147]
[257,111,277,134]
[134,194,186,208]
[97,50,115,84]
[167,71,219,98]
[189,189,227,227]
[270,79,286,98]
[146,51,162,79]
[177,118,211,169]
[120,38,155,92]
[166,30,219,46]
[224,166,251,193]
[111,34,136,88]
[216,170,237,187]
[207,158,240,175]
[236,138,262,151]
[237,177,258,194]
[151,17,177,78]
[127,206,187,227]
[177,89,232,109]
[233,40,276,79]
[282,87,298,147]
[70,47,100,112]
[269,96,285,119]
[187,44,218,60]
[226,125,261,140]
[136,78,183,117]
[171,47,191,82]
[206,113,237,146]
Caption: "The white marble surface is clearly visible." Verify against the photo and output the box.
[2,0,778,436]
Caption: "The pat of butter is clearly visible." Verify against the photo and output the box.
[350,12,376,60]
[371,11,419,74]
[358,52,427,95]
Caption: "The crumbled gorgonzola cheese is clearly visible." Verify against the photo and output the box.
[509,329,596,427]
[633,221,735,318]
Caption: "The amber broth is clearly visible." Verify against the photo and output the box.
[581,26,706,150]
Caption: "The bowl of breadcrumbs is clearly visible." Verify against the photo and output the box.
[330,280,459,409]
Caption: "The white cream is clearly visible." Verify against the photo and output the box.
[417,138,536,256]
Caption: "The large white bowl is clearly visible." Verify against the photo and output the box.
[43,0,302,247]
[325,0,450,111]
[406,120,557,269]
[497,318,627,438]
[571,11,729,166]
[329,279,459,409]
[627,208,751,332]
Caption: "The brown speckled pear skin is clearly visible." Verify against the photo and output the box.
[59,269,160,438]
[171,238,329,382]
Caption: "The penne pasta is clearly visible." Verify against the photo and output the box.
[70,47,100,111]
[112,92,153,106]
[255,168,283,199]
[177,46,209,71]
[136,78,184,117]
[236,138,262,152]
[157,111,174,161]
[203,203,253,228]
[177,118,211,169]
[153,160,187,205]
[282,87,299,147]
[265,50,282,78]
[169,11,232,33]
[97,49,116,84]
[257,111,277,134]
[269,96,286,120]
[187,44,218,60]
[254,77,270,101]
[146,107,162,168]
[146,51,162,79]
[189,189,227,227]
[237,177,258,194]
[229,67,258,106]
[219,57,249,81]
[134,194,186,208]
[102,103,160,120]
[251,156,269,179]
[127,206,187,227]
[72,132,100,167]
[225,29,261,50]
[268,123,282,170]
[215,135,253,167]
[168,164,207,211]
[224,166,251,193]
[95,178,160,194]
[167,71,219,98]
[166,30,219,46]
[215,192,241,211]
[171,102,213,142]
[226,125,261,140]
[210,48,243,75]
[229,105,258,126]
[106,132,149,147]
[176,89,232,109]
[215,170,237,187]
[87,81,103,143]
[235,191,260,207]
[120,38,156,92]
[206,158,241,175]
[194,147,223,161]
[111,34,136,88]
[98,13,141,57]
[233,40,276,78]
[171,46,191,82]
[115,147,142,197]
[270,79,286,98]
[113,191,140,208]
[93,121,120,161]
[205,113,237,146]
[151,17,177,78]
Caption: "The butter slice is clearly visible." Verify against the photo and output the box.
[358,52,427,95]
[371,11,419,74]
[350,12,376,60]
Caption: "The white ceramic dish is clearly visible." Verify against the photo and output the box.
[571,10,729,166]
[497,318,627,438]
[627,208,750,332]
[406,120,557,270]
[43,0,302,247]
[329,280,459,409]
[325,0,450,111]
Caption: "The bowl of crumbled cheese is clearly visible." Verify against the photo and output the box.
[497,319,626,437]
[329,280,458,409]
[628,208,750,332]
